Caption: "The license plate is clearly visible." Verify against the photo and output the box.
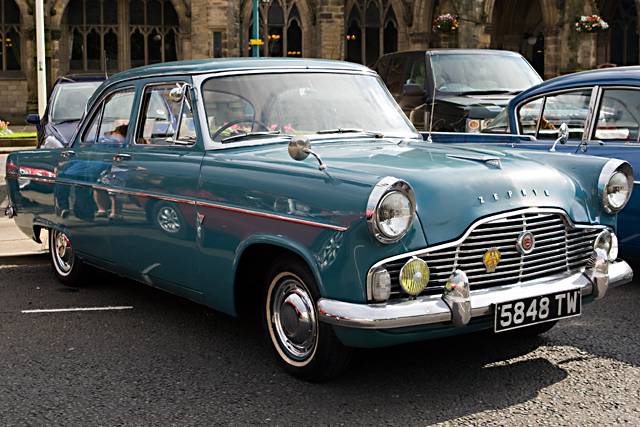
[494,289,582,333]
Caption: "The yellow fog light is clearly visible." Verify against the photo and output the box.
[399,257,430,296]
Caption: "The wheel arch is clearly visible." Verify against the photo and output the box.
[232,235,323,318]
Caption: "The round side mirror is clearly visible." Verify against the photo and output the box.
[558,122,569,143]
[169,86,185,103]
[288,136,311,161]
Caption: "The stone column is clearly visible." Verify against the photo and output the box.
[316,1,344,60]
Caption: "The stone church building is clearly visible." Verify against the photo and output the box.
[1,0,639,121]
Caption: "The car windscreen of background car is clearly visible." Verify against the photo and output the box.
[51,82,102,123]
[202,72,419,141]
[431,54,542,94]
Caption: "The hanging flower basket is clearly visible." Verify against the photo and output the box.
[575,15,609,33]
[432,14,459,34]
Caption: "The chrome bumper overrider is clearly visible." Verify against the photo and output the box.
[317,260,633,330]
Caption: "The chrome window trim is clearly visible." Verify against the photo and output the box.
[583,85,602,142]
[365,207,607,299]
[514,86,597,137]
[132,79,197,148]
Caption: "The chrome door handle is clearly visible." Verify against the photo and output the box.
[61,150,75,159]
[113,153,131,162]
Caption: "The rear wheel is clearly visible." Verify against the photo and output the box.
[263,257,352,381]
[49,229,87,286]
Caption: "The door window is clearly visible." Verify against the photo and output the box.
[404,55,426,87]
[136,83,196,145]
[81,88,135,145]
[517,89,592,140]
[593,89,640,143]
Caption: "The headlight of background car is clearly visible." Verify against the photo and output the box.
[599,160,634,214]
[367,177,416,244]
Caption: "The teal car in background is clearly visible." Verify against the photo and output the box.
[3,59,634,381]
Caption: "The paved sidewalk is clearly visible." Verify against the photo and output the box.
[1,150,47,257]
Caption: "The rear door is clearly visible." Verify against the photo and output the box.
[55,85,136,264]
[109,78,205,297]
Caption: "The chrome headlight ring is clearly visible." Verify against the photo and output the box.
[598,159,634,214]
[366,176,416,244]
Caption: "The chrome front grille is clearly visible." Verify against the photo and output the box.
[382,211,603,299]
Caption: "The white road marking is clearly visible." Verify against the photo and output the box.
[21,306,133,314]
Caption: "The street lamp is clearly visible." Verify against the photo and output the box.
[35,0,46,116]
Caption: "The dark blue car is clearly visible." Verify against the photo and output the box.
[27,74,105,148]
[434,66,640,258]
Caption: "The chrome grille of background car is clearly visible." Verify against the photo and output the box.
[384,212,603,299]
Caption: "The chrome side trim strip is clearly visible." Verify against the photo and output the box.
[14,175,349,232]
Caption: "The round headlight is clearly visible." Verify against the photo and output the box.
[367,177,416,244]
[599,161,634,214]
[376,191,412,240]
[605,171,631,212]
[399,258,430,296]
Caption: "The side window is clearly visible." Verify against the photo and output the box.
[404,55,426,87]
[594,89,640,142]
[97,89,135,144]
[375,56,390,80]
[536,90,592,140]
[517,98,543,136]
[385,56,407,96]
[81,107,101,144]
[136,83,196,145]
[483,108,510,134]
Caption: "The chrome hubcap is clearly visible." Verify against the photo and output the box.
[157,206,181,233]
[271,278,318,361]
[53,230,73,273]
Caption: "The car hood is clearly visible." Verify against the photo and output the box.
[440,95,513,118]
[238,138,601,245]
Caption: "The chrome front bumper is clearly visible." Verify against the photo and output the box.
[318,260,633,330]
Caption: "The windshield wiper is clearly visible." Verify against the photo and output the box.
[221,131,285,143]
[316,128,384,138]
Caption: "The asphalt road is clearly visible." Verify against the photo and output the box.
[1,257,639,426]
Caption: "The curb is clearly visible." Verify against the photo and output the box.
[0,253,49,266]
[0,139,37,148]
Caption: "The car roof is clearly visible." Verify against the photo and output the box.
[511,66,640,105]
[106,58,371,83]
[378,49,525,59]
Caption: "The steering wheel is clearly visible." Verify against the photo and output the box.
[212,119,269,142]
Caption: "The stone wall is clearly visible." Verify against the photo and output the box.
[0,79,29,123]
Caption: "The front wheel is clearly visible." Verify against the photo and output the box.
[264,258,352,381]
[49,229,87,286]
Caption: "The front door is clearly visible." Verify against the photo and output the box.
[109,79,205,297]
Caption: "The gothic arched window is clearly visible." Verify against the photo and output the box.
[68,0,118,72]
[345,1,396,66]
[130,0,180,68]
[246,1,304,58]
[0,0,20,71]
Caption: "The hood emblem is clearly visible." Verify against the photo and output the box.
[447,154,502,169]
[516,231,535,255]
[483,247,501,273]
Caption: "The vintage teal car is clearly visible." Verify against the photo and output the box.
[3,59,634,380]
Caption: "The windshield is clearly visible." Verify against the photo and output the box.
[202,72,419,142]
[50,81,102,123]
[431,54,542,94]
